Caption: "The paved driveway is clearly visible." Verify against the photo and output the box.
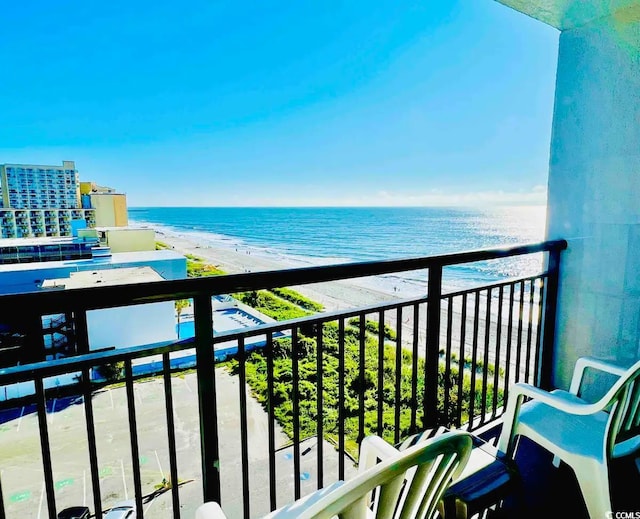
[0,369,355,518]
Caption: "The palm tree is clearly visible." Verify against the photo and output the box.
[175,299,190,339]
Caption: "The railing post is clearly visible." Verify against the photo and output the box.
[194,293,221,504]
[25,313,46,363]
[539,247,561,390]
[424,265,442,429]
[74,309,90,354]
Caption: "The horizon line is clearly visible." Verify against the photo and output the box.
[128,203,547,209]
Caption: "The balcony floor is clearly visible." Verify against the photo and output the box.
[477,435,640,518]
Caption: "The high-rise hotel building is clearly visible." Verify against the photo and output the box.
[1,161,80,209]
[0,161,97,238]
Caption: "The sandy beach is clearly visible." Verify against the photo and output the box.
[155,227,444,360]
[155,229,403,312]
[154,227,541,383]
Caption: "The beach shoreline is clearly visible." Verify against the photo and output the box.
[154,228,406,312]
[154,227,446,360]
[151,227,540,378]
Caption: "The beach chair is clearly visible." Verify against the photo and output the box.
[195,430,473,519]
[497,356,640,519]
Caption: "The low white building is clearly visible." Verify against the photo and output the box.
[0,249,187,399]
[0,248,186,295]
[42,267,177,351]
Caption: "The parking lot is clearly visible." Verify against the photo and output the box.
[0,369,355,518]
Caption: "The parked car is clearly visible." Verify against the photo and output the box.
[103,501,136,519]
[57,507,90,519]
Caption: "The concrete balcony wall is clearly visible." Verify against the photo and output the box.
[497,0,640,387]
[545,9,640,386]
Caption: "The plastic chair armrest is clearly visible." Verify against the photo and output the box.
[195,502,228,519]
[497,382,608,453]
[358,435,401,474]
[509,382,607,415]
[569,356,627,395]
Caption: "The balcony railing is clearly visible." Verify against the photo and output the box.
[0,240,565,518]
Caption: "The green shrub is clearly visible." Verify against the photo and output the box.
[234,290,311,320]
[348,317,397,341]
[271,287,324,312]
[224,281,505,458]
[228,310,506,459]
[96,361,124,382]
[187,259,226,277]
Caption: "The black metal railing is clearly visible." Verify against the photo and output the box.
[0,240,565,518]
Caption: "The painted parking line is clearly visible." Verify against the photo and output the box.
[120,459,128,500]
[16,407,25,432]
[183,378,192,393]
[37,482,45,519]
[9,490,31,503]
[109,388,114,409]
[154,450,164,479]
[55,478,74,490]
[144,494,157,516]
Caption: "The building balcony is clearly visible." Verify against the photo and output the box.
[0,240,625,518]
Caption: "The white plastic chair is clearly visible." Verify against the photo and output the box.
[196,430,473,519]
[497,356,640,518]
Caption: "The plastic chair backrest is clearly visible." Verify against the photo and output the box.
[607,359,640,458]
[297,430,473,519]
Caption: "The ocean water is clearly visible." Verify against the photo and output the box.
[129,206,546,295]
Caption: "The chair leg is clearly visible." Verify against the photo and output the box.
[573,465,612,519]
[439,496,467,519]
[455,500,469,519]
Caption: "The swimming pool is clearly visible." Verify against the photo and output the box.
[114,306,286,376]
[176,307,266,339]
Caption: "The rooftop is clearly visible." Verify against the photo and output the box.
[1,161,76,169]
[94,226,152,233]
[0,248,185,275]
[0,236,97,248]
[41,266,165,289]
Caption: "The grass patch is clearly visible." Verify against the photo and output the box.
[229,321,503,458]
[187,258,226,277]
[234,290,312,320]
[271,287,324,312]
[348,317,397,341]
[170,253,504,455]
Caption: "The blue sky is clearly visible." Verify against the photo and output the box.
[0,1,559,207]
